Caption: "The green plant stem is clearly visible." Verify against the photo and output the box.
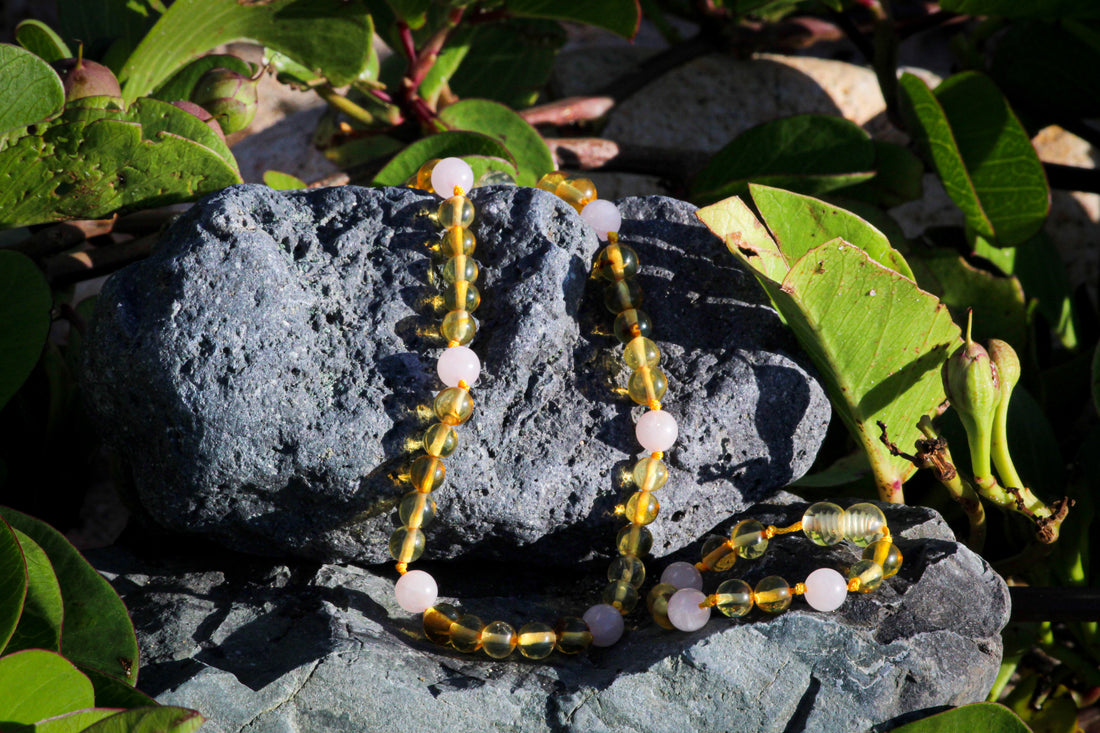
[987,652,1022,702]
[918,416,986,550]
[315,84,378,127]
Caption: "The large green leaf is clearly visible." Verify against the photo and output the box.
[505,0,641,38]
[20,708,119,732]
[81,668,156,709]
[938,0,1100,18]
[438,99,553,187]
[890,703,1030,732]
[991,21,1100,119]
[690,114,876,204]
[56,0,165,71]
[0,650,94,726]
[0,518,27,655]
[0,508,139,686]
[0,252,51,411]
[150,53,253,104]
[371,130,517,186]
[0,44,66,136]
[898,72,1049,246]
[80,707,205,733]
[14,21,73,64]
[697,191,961,501]
[120,0,374,101]
[448,19,565,109]
[4,529,63,654]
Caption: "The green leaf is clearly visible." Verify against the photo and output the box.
[505,0,641,38]
[898,72,1049,246]
[841,141,925,208]
[127,97,236,170]
[21,708,119,732]
[438,99,553,187]
[0,44,66,135]
[150,53,252,104]
[79,707,205,733]
[689,114,876,204]
[448,19,565,109]
[263,170,307,190]
[889,702,1031,732]
[937,0,1100,19]
[0,518,27,655]
[0,508,139,686]
[371,130,517,187]
[0,251,51,411]
[991,21,1100,120]
[120,0,374,102]
[385,0,430,26]
[56,0,165,71]
[80,668,156,709]
[418,35,471,110]
[4,529,63,654]
[0,650,94,726]
[14,21,72,64]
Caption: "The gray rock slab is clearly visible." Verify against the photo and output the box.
[96,503,1008,732]
[83,183,829,565]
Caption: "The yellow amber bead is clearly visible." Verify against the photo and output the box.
[624,490,659,525]
[604,278,642,314]
[423,603,460,645]
[554,177,597,211]
[434,387,474,425]
[616,524,653,557]
[602,579,639,613]
[613,308,652,343]
[440,226,476,256]
[848,559,884,592]
[517,622,557,660]
[595,243,640,281]
[553,616,592,654]
[399,491,436,528]
[423,422,458,457]
[844,502,887,546]
[437,195,474,229]
[632,456,668,491]
[803,501,846,546]
[416,158,439,192]
[442,254,479,284]
[627,366,668,406]
[623,337,660,371]
[481,620,517,659]
[700,534,737,572]
[731,519,769,560]
[715,578,754,617]
[409,455,445,492]
[441,309,477,345]
[443,281,480,313]
[754,576,792,614]
[863,539,902,578]
[388,526,425,564]
[450,614,483,653]
[537,171,567,192]
[647,582,677,629]
[608,555,646,588]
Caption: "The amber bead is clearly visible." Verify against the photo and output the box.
[537,171,567,192]
[731,519,768,560]
[423,422,458,458]
[517,622,557,660]
[423,603,460,645]
[624,490,659,525]
[699,534,737,572]
[602,579,639,613]
[481,620,517,659]
[803,501,846,546]
[440,226,476,256]
[604,278,642,314]
[632,456,668,491]
[389,526,425,564]
[555,177,597,212]
[863,539,902,578]
[553,616,593,654]
[409,455,445,492]
[399,491,436,528]
[623,337,660,371]
[848,559,884,592]
[616,524,653,557]
[438,195,474,229]
[627,366,668,406]
[442,254,479,284]
[754,576,792,614]
[416,158,439,192]
[647,583,677,630]
[443,281,480,313]
[608,555,646,588]
[844,502,887,546]
[596,243,640,281]
[613,308,653,343]
[478,169,515,186]
[715,578,754,618]
[441,309,477,345]
[450,614,484,653]
[434,387,474,425]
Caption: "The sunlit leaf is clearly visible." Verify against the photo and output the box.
[889,702,1031,733]
[438,99,553,186]
[79,706,205,733]
[371,130,516,186]
[0,44,65,136]
[0,650,94,726]
[14,20,72,63]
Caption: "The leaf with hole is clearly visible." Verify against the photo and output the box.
[371,130,516,187]
[438,99,553,187]
[0,44,65,136]
[14,20,72,64]
[0,650,95,726]
[0,251,51,412]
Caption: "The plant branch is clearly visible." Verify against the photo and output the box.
[315,84,380,127]
[521,97,616,127]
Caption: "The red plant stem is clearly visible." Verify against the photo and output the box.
[397,21,416,62]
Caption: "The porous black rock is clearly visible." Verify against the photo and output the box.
[83,183,829,564]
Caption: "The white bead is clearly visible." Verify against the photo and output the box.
[667,588,710,632]
[583,603,624,647]
[804,568,847,612]
[580,199,622,241]
[437,345,480,387]
[660,561,703,590]
[394,569,437,613]
[635,409,678,452]
[431,157,474,197]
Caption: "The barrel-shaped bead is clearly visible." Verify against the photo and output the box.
[481,621,517,659]
[616,524,653,557]
[844,502,887,546]
[627,366,668,406]
[602,579,639,613]
[848,559,884,592]
[434,387,474,425]
[441,309,477,345]
[731,518,769,559]
[607,555,646,588]
[803,501,846,546]
[553,616,593,654]
[409,455,445,492]
[422,422,458,457]
[450,614,484,653]
[595,243,639,281]
[863,539,902,578]
[754,576,792,614]
[715,578,754,617]
[517,622,557,660]
[438,194,474,229]
[632,456,668,491]
[389,526,426,564]
[604,278,642,314]
[423,603,460,645]
[624,490,659,525]
[399,491,436,528]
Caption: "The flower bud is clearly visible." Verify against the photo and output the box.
[51,57,122,101]
[942,338,1001,430]
[189,67,259,135]
[986,339,1020,397]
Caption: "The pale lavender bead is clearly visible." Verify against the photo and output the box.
[431,157,474,197]
[437,345,481,387]
[804,567,847,612]
[661,561,703,590]
[394,569,438,613]
[583,603,624,647]
[580,199,622,241]
[635,409,678,452]
[667,588,710,632]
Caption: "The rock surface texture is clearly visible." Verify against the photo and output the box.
[83,184,829,565]
[97,503,1009,733]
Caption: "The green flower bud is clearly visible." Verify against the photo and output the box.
[986,339,1020,397]
[51,56,122,101]
[986,338,1024,491]
[942,316,1000,479]
[190,67,259,135]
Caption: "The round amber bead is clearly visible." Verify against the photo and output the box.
[613,308,653,343]
[627,366,668,406]
[848,559,884,592]
[416,158,439,192]
[437,195,475,229]
[555,177,597,211]
[604,279,642,314]
[715,578,754,618]
[553,616,592,654]
[481,620,517,659]
[399,491,436,528]
[844,502,887,546]
[624,490,659,525]
[409,455,445,492]
[602,579,639,613]
[450,614,483,653]
[537,170,567,192]
[422,422,458,457]
[441,309,477,345]
[434,387,474,425]
[731,519,769,560]
[616,524,653,557]
[803,501,846,546]
[863,539,902,578]
[754,576,792,614]
[440,226,476,256]
[632,456,668,491]
[608,555,646,588]
[596,243,640,281]
[517,622,557,660]
[443,281,480,313]
[442,254,479,284]
[647,582,677,630]
[423,603,460,645]
[388,526,425,564]
[700,534,737,572]
[623,337,660,371]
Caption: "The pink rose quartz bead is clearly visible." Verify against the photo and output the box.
[661,561,703,590]
[580,199,622,241]
[804,567,847,612]
[667,588,710,632]
[582,603,624,647]
[635,409,678,452]
[431,157,474,198]
[394,569,438,613]
[437,345,481,387]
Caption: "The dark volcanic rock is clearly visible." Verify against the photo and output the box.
[83,183,829,564]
